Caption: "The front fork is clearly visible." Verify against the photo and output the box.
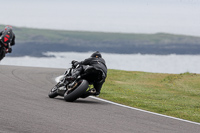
[56,76,68,96]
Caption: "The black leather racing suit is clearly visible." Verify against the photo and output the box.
[74,57,107,97]
[0,31,16,47]
[0,30,15,60]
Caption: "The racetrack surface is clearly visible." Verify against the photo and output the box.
[0,65,199,133]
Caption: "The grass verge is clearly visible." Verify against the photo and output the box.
[100,69,200,123]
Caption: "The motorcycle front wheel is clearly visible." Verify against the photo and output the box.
[48,86,59,98]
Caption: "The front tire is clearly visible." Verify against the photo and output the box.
[64,80,89,102]
[48,86,59,98]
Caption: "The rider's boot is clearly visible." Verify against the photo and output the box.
[80,88,97,98]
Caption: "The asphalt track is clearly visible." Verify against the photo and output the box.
[0,65,199,133]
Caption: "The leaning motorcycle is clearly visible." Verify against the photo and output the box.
[0,38,8,61]
[48,63,104,102]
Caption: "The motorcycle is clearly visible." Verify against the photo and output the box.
[0,39,9,61]
[48,63,104,102]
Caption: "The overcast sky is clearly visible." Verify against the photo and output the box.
[1,0,200,36]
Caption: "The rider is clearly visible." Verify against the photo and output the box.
[0,25,16,54]
[67,51,107,97]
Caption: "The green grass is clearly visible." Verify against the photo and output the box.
[100,69,200,123]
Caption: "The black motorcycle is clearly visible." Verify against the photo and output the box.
[48,63,104,102]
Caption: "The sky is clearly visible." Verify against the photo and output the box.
[1,0,200,36]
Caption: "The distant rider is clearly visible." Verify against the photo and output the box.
[0,25,16,60]
[66,51,107,97]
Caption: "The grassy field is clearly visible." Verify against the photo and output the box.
[100,69,200,123]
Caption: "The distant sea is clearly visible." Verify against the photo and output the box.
[1,52,200,74]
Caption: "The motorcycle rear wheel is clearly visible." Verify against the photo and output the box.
[64,80,89,102]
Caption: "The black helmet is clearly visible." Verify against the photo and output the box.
[91,51,102,58]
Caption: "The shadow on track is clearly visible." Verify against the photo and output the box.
[49,96,106,104]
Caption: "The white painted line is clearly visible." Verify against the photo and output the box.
[90,96,200,126]
[55,76,200,126]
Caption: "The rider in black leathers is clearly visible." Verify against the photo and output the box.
[67,51,107,97]
[0,25,15,52]
[0,25,15,60]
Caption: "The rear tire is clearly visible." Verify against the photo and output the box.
[48,86,59,98]
[64,80,89,102]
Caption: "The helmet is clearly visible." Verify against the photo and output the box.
[91,51,102,58]
[5,25,12,29]
[4,25,13,31]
